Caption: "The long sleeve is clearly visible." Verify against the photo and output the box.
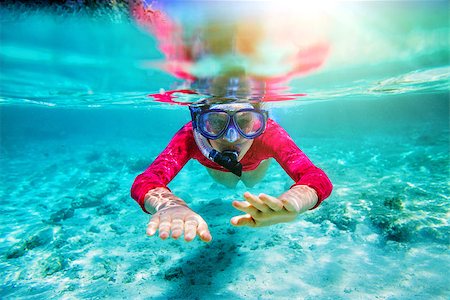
[260,119,333,209]
[130,123,196,213]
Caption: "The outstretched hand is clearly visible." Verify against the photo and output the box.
[231,192,300,227]
[147,205,212,242]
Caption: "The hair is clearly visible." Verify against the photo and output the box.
[199,97,263,111]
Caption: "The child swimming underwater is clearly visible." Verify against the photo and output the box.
[130,1,332,242]
[131,92,333,242]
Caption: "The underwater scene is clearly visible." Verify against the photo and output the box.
[0,1,449,299]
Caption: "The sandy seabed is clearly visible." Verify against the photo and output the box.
[0,132,449,299]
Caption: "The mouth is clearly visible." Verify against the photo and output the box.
[221,143,243,153]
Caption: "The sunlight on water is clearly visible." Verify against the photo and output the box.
[0,1,449,107]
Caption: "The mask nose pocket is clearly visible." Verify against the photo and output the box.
[224,126,239,142]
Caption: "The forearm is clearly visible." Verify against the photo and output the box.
[279,185,318,214]
[144,187,189,214]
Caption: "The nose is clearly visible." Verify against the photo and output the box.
[224,126,239,143]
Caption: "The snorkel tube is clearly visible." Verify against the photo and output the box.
[193,129,243,177]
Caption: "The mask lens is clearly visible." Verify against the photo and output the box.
[199,111,229,137]
[235,111,264,137]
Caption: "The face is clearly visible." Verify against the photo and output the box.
[207,103,255,160]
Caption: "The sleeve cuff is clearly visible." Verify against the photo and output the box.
[292,173,333,210]
[132,184,171,214]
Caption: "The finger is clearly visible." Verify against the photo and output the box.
[170,218,184,240]
[243,192,270,212]
[259,193,284,211]
[147,215,160,236]
[196,220,212,242]
[281,198,300,213]
[158,214,172,240]
[231,214,256,227]
[184,216,198,242]
[232,201,260,215]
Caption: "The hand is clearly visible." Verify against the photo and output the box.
[230,186,318,227]
[231,192,298,227]
[146,205,212,242]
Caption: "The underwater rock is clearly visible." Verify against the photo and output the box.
[245,274,256,282]
[226,228,236,235]
[92,269,108,280]
[156,255,167,264]
[93,259,117,282]
[122,271,135,284]
[71,196,103,209]
[53,237,66,249]
[417,226,449,244]
[370,214,391,231]
[96,204,115,215]
[6,227,54,259]
[264,240,276,248]
[6,242,27,259]
[385,223,411,242]
[164,266,184,281]
[288,241,303,251]
[383,197,404,210]
[344,288,354,294]
[304,201,357,232]
[110,224,127,235]
[41,255,66,276]
[89,225,101,233]
[77,236,94,247]
[227,244,238,252]
[48,207,75,223]
[368,197,414,243]
[26,227,54,250]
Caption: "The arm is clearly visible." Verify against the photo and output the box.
[231,120,332,227]
[266,119,332,209]
[130,123,212,242]
[130,123,195,213]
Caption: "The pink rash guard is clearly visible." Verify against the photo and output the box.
[131,119,333,213]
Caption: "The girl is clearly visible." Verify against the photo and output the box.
[131,95,332,242]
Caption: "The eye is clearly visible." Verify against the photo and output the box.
[236,112,254,128]
[209,116,227,128]
[236,111,264,135]
[201,112,229,133]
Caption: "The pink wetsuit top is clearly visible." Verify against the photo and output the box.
[131,119,332,213]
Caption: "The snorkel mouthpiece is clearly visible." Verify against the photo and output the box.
[209,150,243,177]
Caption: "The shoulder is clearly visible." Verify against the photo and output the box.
[264,118,287,135]
[180,121,193,131]
[175,121,194,136]
[251,118,283,154]
[256,118,295,147]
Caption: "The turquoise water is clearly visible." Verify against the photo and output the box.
[1,2,449,299]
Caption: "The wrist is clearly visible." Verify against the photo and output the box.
[280,185,318,214]
[144,187,188,214]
